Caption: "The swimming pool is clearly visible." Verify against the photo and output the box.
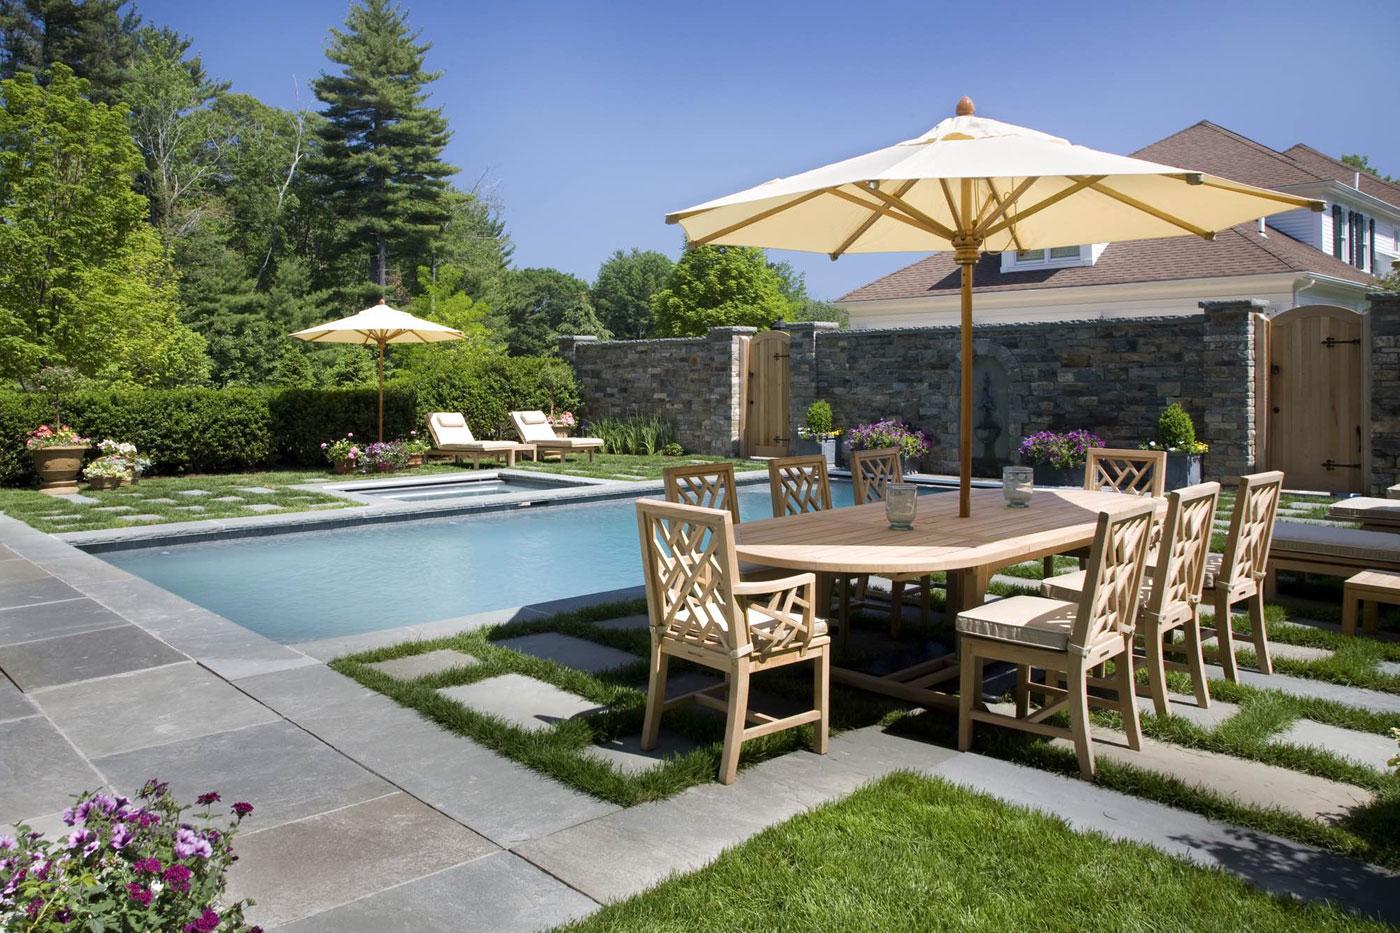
[336,473,581,503]
[100,481,942,644]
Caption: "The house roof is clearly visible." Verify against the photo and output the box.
[839,120,1383,304]
[840,224,1373,303]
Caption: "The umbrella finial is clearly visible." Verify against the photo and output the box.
[955,96,975,116]
[377,296,387,305]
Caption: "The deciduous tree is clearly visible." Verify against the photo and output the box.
[592,248,672,340]
[650,245,792,337]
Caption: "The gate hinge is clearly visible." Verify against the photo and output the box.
[1320,337,1361,348]
[1321,459,1361,471]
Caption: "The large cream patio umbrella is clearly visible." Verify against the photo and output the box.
[291,298,463,441]
[667,97,1322,517]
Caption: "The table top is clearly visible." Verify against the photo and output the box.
[734,487,1162,575]
[1327,498,1400,525]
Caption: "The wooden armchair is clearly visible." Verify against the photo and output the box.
[1043,447,1167,578]
[1042,482,1220,716]
[958,498,1156,780]
[662,462,740,522]
[767,455,865,639]
[1202,471,1284,680]
[849,447,933,637]
[635,499,830,784]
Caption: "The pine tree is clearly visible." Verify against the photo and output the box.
[311,0,455,290]
[0,0,137,105]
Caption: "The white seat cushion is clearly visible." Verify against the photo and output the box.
[670,604,827,650]
[956,596,1078,652]
[512,410,557,443]
[1039,569,1088,602]
[429,412,476,447]
[1270,523,1400,563]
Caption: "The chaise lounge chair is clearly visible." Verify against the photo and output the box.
[509,410,605,463]
[426,412,534,468]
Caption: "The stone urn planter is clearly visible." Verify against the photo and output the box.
[1163,452,1203,491]
[32,445,88,495]
[1031,463,1082,488]
[86,474,127,491]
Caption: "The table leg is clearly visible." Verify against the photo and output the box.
[946,565,992,614]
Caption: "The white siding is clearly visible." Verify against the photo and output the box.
[1270,206,1321,248]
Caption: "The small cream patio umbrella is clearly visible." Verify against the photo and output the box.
[291,298,463,441]
[667,97,1323,517]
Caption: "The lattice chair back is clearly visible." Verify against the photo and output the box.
[1072,498,1157,651]
[1217,471,1284,590]
[663,463,741,523]
[768,455,832,517]
[1083,448,1167,497]
[636,499,747,657]
[850,448,902,506]
[1143,482,1220,620]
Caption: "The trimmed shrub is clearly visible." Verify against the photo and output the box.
[408,355,580,440]
[268,387,417,465]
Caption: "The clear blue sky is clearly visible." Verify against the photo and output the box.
[139,0,1398,300]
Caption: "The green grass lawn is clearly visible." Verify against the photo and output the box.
[561,772,1383,932]
[514,452,764,482]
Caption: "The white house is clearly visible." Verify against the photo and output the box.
[836,122,1388,327]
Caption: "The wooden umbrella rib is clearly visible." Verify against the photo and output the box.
[1076,178,1214,239]
[1188,175,1325,212]
[983,179,1024,253]
[829,179,918,259]
[938,178,961,230]
[980,175,1106,239]
[859,186,958,240]
[690,189,828,245]
[826,186,947,237]
[973,176,1038,236]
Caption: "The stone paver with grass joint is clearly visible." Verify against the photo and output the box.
[438,672,606,732]
[1273,719,1399,772]
[366,648,478,680]
[493,632,637,673]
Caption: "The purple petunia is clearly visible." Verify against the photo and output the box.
[195,791,221,806]
[1018,429,1105,471]
[174,827,212,860]
[163,863,193,893]
[135,857,163,874]
[231,802,253,818]
[184,907,221,932]
[110,822,133,850]
[126,882,153,906]
[0,835,14,851]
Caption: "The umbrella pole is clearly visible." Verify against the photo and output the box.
[377,340,385,443]
[958,258,973,518]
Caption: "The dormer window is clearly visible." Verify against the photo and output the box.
[1000,244,1101,271]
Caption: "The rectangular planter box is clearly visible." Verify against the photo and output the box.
[1164,452,1203,490]
[796,438,839,468]
[1032,464,1082,487]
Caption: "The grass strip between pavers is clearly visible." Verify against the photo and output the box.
[558,771,1385,932]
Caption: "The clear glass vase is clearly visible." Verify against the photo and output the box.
[885,483,918,529]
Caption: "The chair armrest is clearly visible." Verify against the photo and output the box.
[733,573,815,597]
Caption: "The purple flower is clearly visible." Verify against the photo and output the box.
[320,442,328,449]
[164,863,193,893]
[137,810,162,828]
[135,857,163,874]
[195,791,221,806]
[140,778,169,799]
[0,835,14,851]
[110,822,133,850]
[184,907,221,932]
[26,897,43,918]
[65,828,92,851]
[231,802,253,818]
[174,827,212,860]
[127,882,153,906]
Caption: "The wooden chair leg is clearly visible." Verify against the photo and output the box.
[957,644,978,752]
[1013,664,1030,718]
[718,666,751,785]
[1144,623,1170,717]
[812,650,830,755]
[1214,592,1239,682]
[918,577,932,626]
[1183,609,1211,709]
[1263,568,1278,600]
[1115,649,1142,751]
[1342,593,1358,637]
[1067,658,1096,780]
[889,579,904,639]
[641,644,668,750]
[1248,590,1272,675]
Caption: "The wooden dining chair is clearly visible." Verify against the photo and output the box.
[1200,471,1284,681]
[635,498,830,784]
[1041,482,1220,716]
[849,447,933,637]
[958,497,1156,780]
[663,462,740,522]
[768,455,832,517]
[1042,447,1167,579]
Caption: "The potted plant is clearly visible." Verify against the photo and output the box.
[26,424,92,495]
[548,410,577,437]
[83,454,134,490]
[1142,403,1207,490]
[846,418,931,471]
[796,400,843,466]
[364,440,407,473]
[1018,429,1105,486]
[321,434,360,474]
[402,431,430,468]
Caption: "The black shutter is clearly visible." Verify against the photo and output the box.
[1369,218,1376,273]
[1332,205,1344,257]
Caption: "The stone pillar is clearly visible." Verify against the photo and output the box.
[781,321,838,456]
[1199,299,1266,481]
[1369,291,1400,494]
[556,334,599,364]
[707,326,758,457]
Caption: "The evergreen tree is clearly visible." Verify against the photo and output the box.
[0,0,137,105]
[312,0,455,290]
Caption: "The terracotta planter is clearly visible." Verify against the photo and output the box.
[375,462,396,473]
[405,454,425,468]
[86,474,127,491]
[31,445,88,495]
[332,461,353,475]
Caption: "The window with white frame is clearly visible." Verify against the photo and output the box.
[1000,244,1093,271]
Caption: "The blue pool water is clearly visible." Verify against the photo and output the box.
[101,481,940,644]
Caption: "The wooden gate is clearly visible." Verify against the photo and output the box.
[744,330,790,458]
[1266,306,1364,493]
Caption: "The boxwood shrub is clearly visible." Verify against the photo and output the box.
[409,355,580,440]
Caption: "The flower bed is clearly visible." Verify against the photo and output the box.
[1018,429,1105,486]
[846,419,930,465]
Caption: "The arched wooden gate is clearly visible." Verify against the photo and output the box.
[744,330,790,458]
[1265,306,1365,493]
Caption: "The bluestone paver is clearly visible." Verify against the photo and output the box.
[493,632,637,673]
[0,597,127,647]
[94,720,393,832]
[0,717,106,824]
[438,673,605,732]
[91,505,134,513]
[593,614,648,631]
[366,648,479,680]
[140,497,177,505]
[583,731,699,775]
[236,486,277,495]
[1,624,185,691]
[211,496,245,503]
[33,662,278,758]
[0,574,82,610]
[275,850,597,933]
[1136,694,1239,730]
[1380,661,1400,677]
[243,503,284,514]
[227,791,497,929]
[1275,719,1399,772]
[175,489,211,497]
[118,513,164,522]
[0,677,37,722]
[173,505,206,513]
[1207,663,1400,714]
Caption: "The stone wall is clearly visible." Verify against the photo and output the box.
[562,327,753,456]
[1370,292,1400,494]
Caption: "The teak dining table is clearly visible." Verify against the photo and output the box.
[733,486,1165,709]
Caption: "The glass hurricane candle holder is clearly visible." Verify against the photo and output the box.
[1003,466,1034,508]
[885,483,918,530]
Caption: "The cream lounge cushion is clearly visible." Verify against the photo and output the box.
[510,410,605,448]
[956,595,1078,652]
[428,412,516,451]
[1270,522,1400,564]
[1388,484,1400,501]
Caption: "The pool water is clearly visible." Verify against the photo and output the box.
[348,475,577,503]
[101,481,941,644]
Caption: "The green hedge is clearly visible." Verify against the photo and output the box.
[0,356,580,485]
